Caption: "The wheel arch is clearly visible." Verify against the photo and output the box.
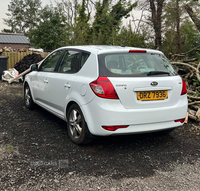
[65,100,89,123]
[65,101,94,143]
[23,81,28,89]
[66,101,77,117]
[23,80,36,103]
[23,81,29,96]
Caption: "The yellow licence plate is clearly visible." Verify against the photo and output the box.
[137,90,168,101]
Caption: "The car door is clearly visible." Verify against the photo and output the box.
[44,50,82,118]
[31,49,64,108]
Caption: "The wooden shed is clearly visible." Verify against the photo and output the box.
[0,33,30,50]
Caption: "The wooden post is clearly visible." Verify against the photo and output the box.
[184,112,189,123]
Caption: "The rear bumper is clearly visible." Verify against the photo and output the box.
[81,95,188,136]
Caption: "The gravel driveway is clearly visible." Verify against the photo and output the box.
[0,81,200,191]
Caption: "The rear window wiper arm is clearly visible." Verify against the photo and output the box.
[147,71,170,76]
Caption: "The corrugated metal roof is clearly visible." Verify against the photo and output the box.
[0,34,30,44]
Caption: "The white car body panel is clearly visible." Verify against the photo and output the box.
[82,94,188,136]
[43,72,77,118]
[30,71,47,103]
[109,76,182,109]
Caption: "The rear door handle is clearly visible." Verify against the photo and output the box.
[64,84,71,88]
[44,80,48,83]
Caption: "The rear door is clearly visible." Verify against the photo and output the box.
[98,51,183,109]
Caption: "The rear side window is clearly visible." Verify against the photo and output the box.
[58,50,81,73]
[81,52,90,68]
[57,50,90,73]
[98,53,176,77]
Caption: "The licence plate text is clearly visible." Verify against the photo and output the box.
[137,90,168,101]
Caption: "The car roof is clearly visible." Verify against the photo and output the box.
[56,45,163,55]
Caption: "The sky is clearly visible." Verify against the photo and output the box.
[0,0,57,31]
[0,0,141,32]
[0,1,10,31]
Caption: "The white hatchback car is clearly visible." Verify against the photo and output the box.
[24,45,188,144]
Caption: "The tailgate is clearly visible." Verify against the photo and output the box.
[109,76,182,109]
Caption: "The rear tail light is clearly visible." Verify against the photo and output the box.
[90,77,119,99]
[181,77,187,95]
[174,118,185,123]
[102,125,129,131]
[129,50,146,53]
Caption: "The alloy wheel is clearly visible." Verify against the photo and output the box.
[69,109,83,139]
[25,86,31,107]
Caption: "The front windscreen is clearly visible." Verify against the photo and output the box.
[98,52,177,77]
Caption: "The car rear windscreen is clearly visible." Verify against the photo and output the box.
[98,52,177,77]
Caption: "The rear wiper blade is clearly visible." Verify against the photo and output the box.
[147,71,170,76]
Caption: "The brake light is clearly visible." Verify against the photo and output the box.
[181,77,187,95]
[129,50,146,53]
[90,77,119,99]
[174,118,185,123]
[102,125,129,131]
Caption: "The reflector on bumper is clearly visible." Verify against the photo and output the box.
[102,125,129,131]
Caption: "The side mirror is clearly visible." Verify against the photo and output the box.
[30,64,38,71]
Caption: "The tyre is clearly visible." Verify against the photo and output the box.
[24,83,35,110]
[67,104,93,145]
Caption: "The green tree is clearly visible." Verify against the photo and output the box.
[3,0,42,34]
[180,20,200,53]
[54,0,82,45]
[29,5,68,50]
[163,0,183,53]
[92,0,137,45]
[1,29,14,33]
[149,0,165,49]
[56,0,137,46]
[184,1,200,32]
[162,19,200,56]
[160,0,200,55]
[115,26,147,47]
[73,0,91,45]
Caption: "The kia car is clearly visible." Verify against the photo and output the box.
[24,45,188,144]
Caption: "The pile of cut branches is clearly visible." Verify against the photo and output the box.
[14,53,43,74]
[170,46,200,122]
